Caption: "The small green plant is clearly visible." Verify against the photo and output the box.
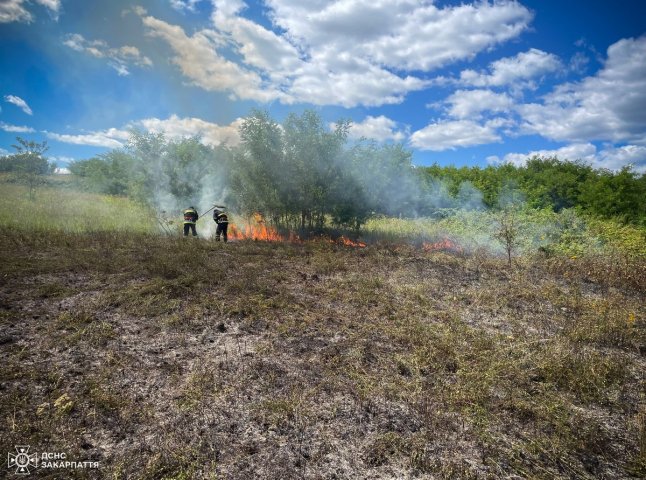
[495,208,520,268]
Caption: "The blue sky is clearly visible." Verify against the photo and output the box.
[1,0,645,172]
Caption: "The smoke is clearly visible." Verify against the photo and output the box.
[116,111,577,259]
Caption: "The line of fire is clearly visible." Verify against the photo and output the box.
[163,208,463,253]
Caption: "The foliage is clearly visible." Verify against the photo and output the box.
[495,207,521,268]
[70,132,233,213]
[422,156,646,226]
[66,111,646,230]
[0,137,55,199]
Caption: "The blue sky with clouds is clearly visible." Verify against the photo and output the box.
[1,0,645,171]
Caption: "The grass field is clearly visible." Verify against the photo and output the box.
[1,179,645,479]
[0,181,157,233]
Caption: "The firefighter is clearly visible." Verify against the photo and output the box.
[213,208,229,242]
[183,206,199,236]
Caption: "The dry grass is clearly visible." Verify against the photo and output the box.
[0,226,644,479]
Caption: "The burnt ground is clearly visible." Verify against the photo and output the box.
[0,229,645,479]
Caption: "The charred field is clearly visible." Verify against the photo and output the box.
[1,227,645,479]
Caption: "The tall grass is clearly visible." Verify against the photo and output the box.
[0,182,156,233]
[364,208,646,258]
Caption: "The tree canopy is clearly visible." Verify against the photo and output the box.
[66,111,646,228]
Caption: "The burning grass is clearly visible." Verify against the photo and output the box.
[1,180,645,477]
[1,226,645,479]
[227,213,368,247]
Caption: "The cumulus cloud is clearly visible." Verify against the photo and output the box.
[518,36,646,144]
[346,115,407,142]
[63,33,153,76]
[288,61,427,107]
[0,121,35,133]
[445,89,514,119]
[138,115,243,146]
[45,115,243,148]
[211,0,303,81]
[487,143,646,173]
[0,0,31,23]
[138,0,531,107]
[0,0,59,23]
[4,95,33,115]
[459,48,562,88]
[410,119,502,151]
[267,0,532,71]
[141,14,283,102]
[45,128,130,148]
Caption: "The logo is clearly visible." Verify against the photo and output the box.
[7,445,99,475]
[8,446,38,475]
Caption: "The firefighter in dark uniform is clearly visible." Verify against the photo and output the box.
[213,208,229,242]
[183,206,199,236]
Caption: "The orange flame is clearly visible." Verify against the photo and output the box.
[228,222,286,242]
[226,213,366,247]
[337,236,367,248]
[228,213,299,242]
[422,238,462,253]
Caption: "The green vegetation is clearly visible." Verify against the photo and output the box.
[363,208,646,260]
[0,182,156,233]
[60,111,646,231]
[0,169,645,479]
[0,137,56,200]
[1,111,645,478]
[423,157,646,226]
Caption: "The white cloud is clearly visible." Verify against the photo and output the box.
[0,0,31,23]
[63,33,153,75]
[288,61,427,107]
[139,0,531,107]
[45,115,243,149]
[0,0,60,23]
[110,62,130,76]
[45,128,130,148]
[0,121,35,133]
[596,144,646,172]
[211,0,303,81]
[34,0,60,19]
[138,115,243,146]
[459,48,562,88]
[4,95,33,115]
[54,167,71,174]
[488,143,597,166]
[445,89,514,119]
[518,36,646,144]
[410,119,501,151]
[170,0,204,12]
[345,115,407,142]
[0,147,9,156]
[487,143,646,173]
[569,51,589,74]
[141,14,283,102]
[267,0,532,72]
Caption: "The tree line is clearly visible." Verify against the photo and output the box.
[2,110,645,227]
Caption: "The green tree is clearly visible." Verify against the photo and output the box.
[6,137,53,200]
[230,110,285,220]
[69,151,134,195]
